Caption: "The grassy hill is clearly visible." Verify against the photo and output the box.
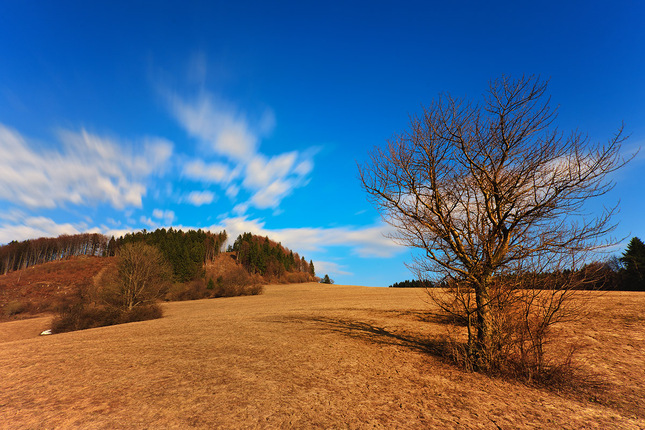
[1,283,643,428]
[0,256,114,320]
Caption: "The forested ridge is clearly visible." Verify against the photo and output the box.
[0,228,315,282]
[1,228,318,323]
[229,232,315,279]
[111,228,228,282]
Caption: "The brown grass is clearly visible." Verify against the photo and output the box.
[0,284,643,429]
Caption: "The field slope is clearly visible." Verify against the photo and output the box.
[1,283,644,429]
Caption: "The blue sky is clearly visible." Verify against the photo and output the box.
[0,1,644,287]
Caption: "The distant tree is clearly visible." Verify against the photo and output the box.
[309,260,315,276]
[620,237,645,291]
[320,274,334,284]
[389,279,436,288]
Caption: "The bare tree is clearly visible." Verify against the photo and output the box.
[99,242,171,310]
[359,75,629,371]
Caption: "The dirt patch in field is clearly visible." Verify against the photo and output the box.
[1,284,643,429]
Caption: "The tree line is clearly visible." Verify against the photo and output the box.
[388,279,438,288]
[0,233,109,275]
[388,238,645,291]
[0,228,227,282]
[0,228,320,285]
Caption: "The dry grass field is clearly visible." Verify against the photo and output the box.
[1,283,644,429]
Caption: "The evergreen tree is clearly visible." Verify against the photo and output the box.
[320,274,334,284]
[620,237,645,291]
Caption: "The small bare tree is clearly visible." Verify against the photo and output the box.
[359,75,629,372]
[100,242,171,310]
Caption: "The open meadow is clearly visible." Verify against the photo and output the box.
[1,283,644,429]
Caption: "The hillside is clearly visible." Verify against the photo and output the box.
[1,284,644,429]
[0,229,318,321]
[0,256,115,319]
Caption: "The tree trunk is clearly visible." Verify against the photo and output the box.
[474,279,493,370]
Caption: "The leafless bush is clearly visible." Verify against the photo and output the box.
[283,272,311,284]
[165,279,211,301]
[2,300,29,317]
[49,245,169,333]
[209,265,263,297]
[51,302,162,333]
[429,269,591,380]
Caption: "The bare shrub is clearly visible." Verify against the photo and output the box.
[49,245,168,334]
[119,303,163,323]
[2,300,29,317]
[165,279,210,301]
[210,265,263,297]
[430,271,591,380]
[51,302,162,333]
[162,265,264,302]
[51,303,121,333]
[283,272,310,284]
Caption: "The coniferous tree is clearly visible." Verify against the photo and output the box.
[320,274,334,284]
[620,237,645,291]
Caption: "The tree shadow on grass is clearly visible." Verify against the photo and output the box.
[366,309,468,326]
[291,315,453,358]
[284,314,638,418]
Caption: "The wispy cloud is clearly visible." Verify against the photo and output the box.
[167,88,315,212]
[211,216,403,258]
[186,190,215,206]
[182,160,240,185]
[314,260,353,277]
[0,216,79,244]
[152,209,176,224]
[169,92,261,162]
[0,124,173,210]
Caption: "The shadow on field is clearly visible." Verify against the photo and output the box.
[366,309,468,326]
[285,314,640,418]
[293,315,452,358]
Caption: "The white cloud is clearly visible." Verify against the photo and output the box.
[0,216,80,245]
[170,93,259,162]
[243,153,297,188]
[186,190,215,206]
[182,160,240,184]
[249,179,293,209]
[152,209,175,224]
[0,124,173,210]
[210,216,403,258]
[314,260,353,277]
[225,184,240,199]
[168,89,315,212]
[140,216,156,228]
